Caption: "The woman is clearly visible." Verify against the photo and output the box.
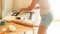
[20,0,53,34]
[37,0,53,34]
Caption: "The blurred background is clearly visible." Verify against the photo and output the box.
[1,0,60,34]
[47,0,60,34]
[0,0,2,19]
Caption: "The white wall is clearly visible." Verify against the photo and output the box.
[49,0,60,20]
[2,0,13,18]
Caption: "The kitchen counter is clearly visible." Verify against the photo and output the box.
[0,21,33,34]
[2,16,38,34]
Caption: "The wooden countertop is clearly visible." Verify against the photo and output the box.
[1,16,38,34]
[3,16,38,27]
[0,21,33,34]
[12,19,38,27]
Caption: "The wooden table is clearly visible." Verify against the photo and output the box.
[0,21,33,34]
[1,15,38,34]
